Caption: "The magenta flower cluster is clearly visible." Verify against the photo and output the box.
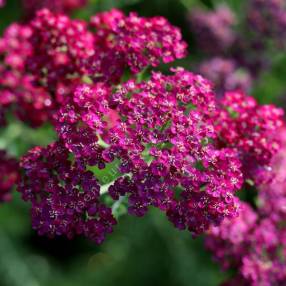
[0,151,19,202]
[215,90,284,184]
[55,68,243,235]
[19,142,116,244]
[88,9,187,82]
[0,23,53,127]
[0,8,284,258]
[206,131,286,285]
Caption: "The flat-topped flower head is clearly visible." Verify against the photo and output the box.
[89,10,187,82]
[0,23,53,127]
[215,90,284,183]
[54,68,243,235]
[206,201,286,286]
[27,9,94,89]
[18,142,116,243]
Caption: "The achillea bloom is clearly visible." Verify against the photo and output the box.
[206,133,286,285]
[0,23,53,127]
[198,58,252,96]
[18,142,116,243]
[0,151,19,202]
[22,0,87,19]
[189,5,236,54]
[89,9,187,82]
[215,91,284,183]
[27,9,95,90]
[206,203,286,286]
[54,68,243,235]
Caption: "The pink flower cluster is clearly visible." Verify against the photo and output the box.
[206,128,286,286]
[0,9,283,247]
[215,91,284,183]
[89,9,187,82]
[0,23,52,127]
[0,151,19,202]
[19,142,116,243]
[54,68,243,235]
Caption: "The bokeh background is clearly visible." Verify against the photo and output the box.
[1,0,286,285]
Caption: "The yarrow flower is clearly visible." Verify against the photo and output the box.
[27,9,95,90]
[22,0,87,19]
[206,129,286,286]
[18,142,116,243]
[88,9,187,82]
[0,23,52,127]
[53,68,243,236]
[189,5,237,54]
[215,90,284,183]
[0,151,19,202]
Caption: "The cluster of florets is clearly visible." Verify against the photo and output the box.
[22,0,87,19]
[0,8,188,126]
[0,23,52,127]
[18,141,116,243]
[198,58,252,96]
[248,0,286,46]
[88,9,187,82]
[206,132,286,285]
[0,0,5,7]
[53,68,243,236]
[189,5,236,54]
[0,151,19,202]
[215,91,284,183]
[27,9,95,90]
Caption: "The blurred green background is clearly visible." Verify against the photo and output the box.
[1,0,286,285]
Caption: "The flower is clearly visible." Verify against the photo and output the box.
[54,68,243,235]
[18,141,116,243]
[88,9,187,82]
[215,90,284,183]
[0,23,52,127]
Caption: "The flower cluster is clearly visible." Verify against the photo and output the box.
[0,23,52,127]
[0,151,19,202]
[54,68,243,236]
[198,57,252,96]
[215,91,284,183]
[18,142,116,243]
[27,9,94,90]
[206,126,286,286]
[22,0,87,19]
[89,9,187,82]
[189,5,236,54]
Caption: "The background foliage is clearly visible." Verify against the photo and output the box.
[1,0,285,285]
